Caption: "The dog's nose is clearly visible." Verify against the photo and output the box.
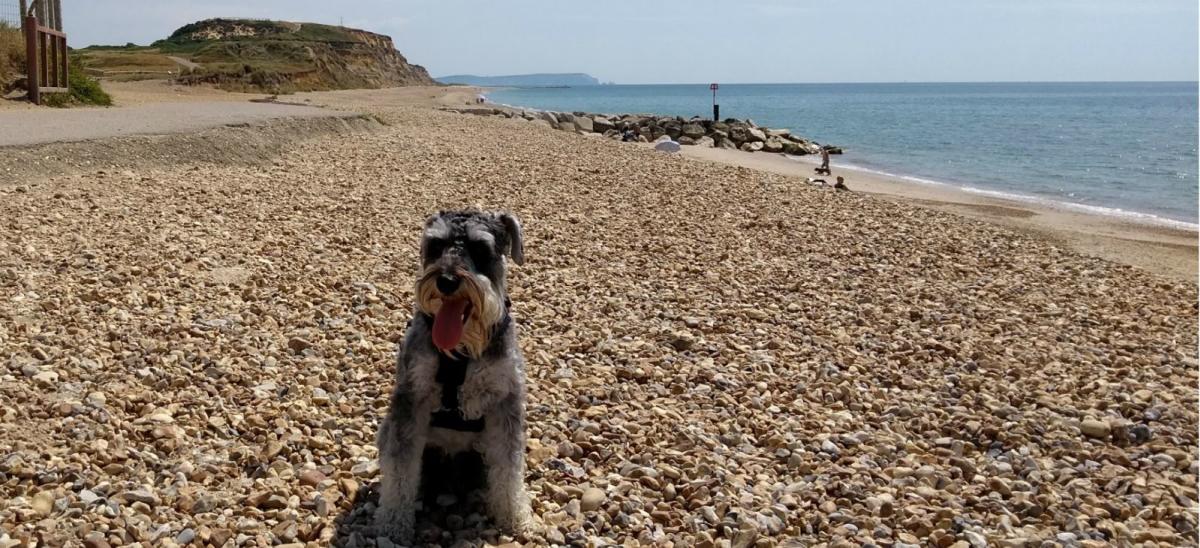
[436,274,461,295]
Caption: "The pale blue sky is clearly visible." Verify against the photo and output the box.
[64,0,1199,84]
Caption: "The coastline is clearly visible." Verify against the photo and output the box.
[463,87,1199,280]
[91,82,1200,280]
[674,145,1198,281]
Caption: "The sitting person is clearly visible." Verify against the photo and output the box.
[834,176,849,191]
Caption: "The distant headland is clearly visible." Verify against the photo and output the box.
[435,73,603,87]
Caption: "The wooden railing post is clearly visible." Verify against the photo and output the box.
[24,15,38,104]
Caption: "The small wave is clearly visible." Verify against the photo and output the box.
[783,155,1199,231]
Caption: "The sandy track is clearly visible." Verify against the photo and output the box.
[0,101,354,147]
[0,105,1195,547]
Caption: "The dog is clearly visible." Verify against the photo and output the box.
[375,210,532,543]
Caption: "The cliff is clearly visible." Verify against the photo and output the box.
[78,18,434,93]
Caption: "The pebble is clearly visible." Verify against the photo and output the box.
[298,469,326,487]
[31,491,54,516]
[1080,419,1111,439]
[580,487,606,511]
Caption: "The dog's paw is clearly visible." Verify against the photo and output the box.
[493,502,535,537]
[373,506,415,545]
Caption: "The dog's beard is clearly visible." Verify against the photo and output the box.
[416,266,504,358]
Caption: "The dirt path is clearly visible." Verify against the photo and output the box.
[0,100,354,146]
[166,56,202,71]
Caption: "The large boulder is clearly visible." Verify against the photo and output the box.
[711,121,730,133]
[767,128,791,138]
[729,126,750,144]
[746,127,767,142]
[678,136,697,145]
[739,141,764,152]
[530,119,553,129]
[556,112,575,124]
[557,120,577,131]
[681,123,706,139]
[537,111,557,124]
[763,136,784,153]
[717,138,738,150]
[592,117,615,133]
[694,136,715,148]
[653,135,674,144]
[781,140,809,155]
[710,130,729,144]
[663,123,682,140]
[574,116,594,133]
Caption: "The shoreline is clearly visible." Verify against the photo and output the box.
[673,145,1197,281]
[445,87,1198,280]
[821,158,1198,232]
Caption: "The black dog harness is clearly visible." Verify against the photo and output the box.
[427,300,512,433]
[430,351,485,432]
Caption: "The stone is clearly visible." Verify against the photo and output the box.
[682,123,706,139]
[739,141,764,152]
[287,337,314,353]
[1080,419,1111,439]
[581,487,607,511]
[592,117,615,133]
[298,469,326,487]
[695,136,715,148]
[574,116,594,133]
[116,489,160,506]
[32,491,55,516]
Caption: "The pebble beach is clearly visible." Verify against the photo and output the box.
[0,93,1197,547]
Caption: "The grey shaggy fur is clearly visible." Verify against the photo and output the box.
[375,210,531,542]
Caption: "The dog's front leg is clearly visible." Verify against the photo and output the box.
[375,389,428,543]
[481,392,532,535]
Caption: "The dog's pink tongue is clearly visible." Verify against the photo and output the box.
[431,298,468,352]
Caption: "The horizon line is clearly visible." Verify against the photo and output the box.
[482,79,1199,86]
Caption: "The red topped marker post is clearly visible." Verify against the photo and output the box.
[710,83,720,121]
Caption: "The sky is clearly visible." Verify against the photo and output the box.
[62,0,1199,84]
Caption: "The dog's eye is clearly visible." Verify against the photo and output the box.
[426,239,447,258]
[467,240,492,266]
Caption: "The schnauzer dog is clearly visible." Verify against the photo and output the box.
[375,210,532,542]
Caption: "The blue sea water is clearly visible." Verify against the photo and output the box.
[488,82,1199,227]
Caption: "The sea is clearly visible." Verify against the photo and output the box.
[487,82,1199,228]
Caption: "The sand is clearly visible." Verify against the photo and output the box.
[675,146,1198,282]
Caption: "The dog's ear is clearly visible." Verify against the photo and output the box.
[497,212,524,266]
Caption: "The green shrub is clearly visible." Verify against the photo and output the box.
[0,22,23,89]
[42,62,113,107]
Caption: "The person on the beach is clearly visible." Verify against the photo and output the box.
[816,146,831,175]
[834,176,849,191]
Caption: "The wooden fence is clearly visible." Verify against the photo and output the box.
[20,0,67,104]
